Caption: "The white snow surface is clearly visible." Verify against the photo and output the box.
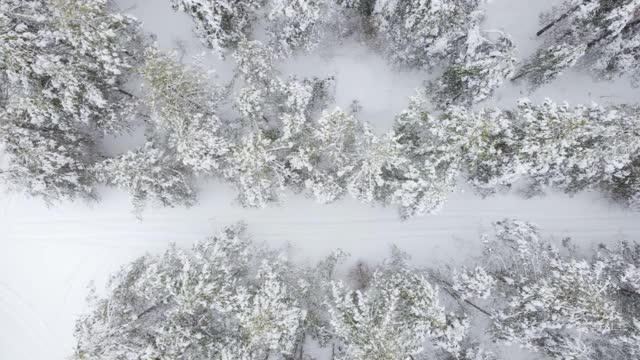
[1,0,640,359]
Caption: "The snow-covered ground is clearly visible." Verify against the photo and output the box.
[1,0,640,359]
[3,186,640,359]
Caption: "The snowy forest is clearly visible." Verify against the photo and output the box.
[73,220,640,360]
[1,0,640,359]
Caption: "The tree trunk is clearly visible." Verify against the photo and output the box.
[298,332,306,360]
[511,70,530,82]
[586,18,640,50]
[536,2,586,37]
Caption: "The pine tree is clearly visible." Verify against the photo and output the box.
[227,40,336,207]
[267,0,338,57]
[289,108,366,204]
[234,261,307,358]
[374,0,485,69]
[332,109,463,219]
[387,94,514,216]
[594,241,640,360]
[428,27,516,108]
[503,100,640,201]
[452,266,496,301]
[516,0,640,86]
[0,106,96,201]
[429,99,640,208]
[170,0,263,56]
[327,249,468,359]
[0,0,142,201]
[297,249,350,350]
[74,224,251,359]
[0,0,142,132]
[93,142,196,214]
[74,224,307,360]
[223,133,292,208]
[140,48,231,173]
[455,219,640,360]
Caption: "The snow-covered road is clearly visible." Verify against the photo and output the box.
[2,0,640,358]
[2,184,640,359]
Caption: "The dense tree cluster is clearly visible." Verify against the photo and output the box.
[516,0,640,87]
[171,0,354,58]
[453,219,640,360]
[74,220,640,359]
[2,0,640,217]
[372,0,517,106]
[0,0,142,201]
[328,254,470,359]
[94,48,640,217]
[169,0,263,56]
[74,224,307,359]
[406,97,640,209]
[171,0,516,106]
[426,27,516,108]
[5,2,640,359]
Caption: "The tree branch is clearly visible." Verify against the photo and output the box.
[430,274,494,317]
[536,3,585,37]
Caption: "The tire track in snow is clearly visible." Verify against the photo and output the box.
[0,283,56,357]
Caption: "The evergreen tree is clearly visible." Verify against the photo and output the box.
[374,0,485,69]
[297,249,350,351]
[516,0,640,86]
[289,108,366,204]
[428,27,516,108]
[223,133,293,208]
[508,100,640,199]
[327,249,468,359]
[0,106,96,201]
[374,1,516,106]
[451,219,640,360]
[140,48,231,173]
[387,94,514,216]
[0,0,142,201]
[267,0,339,57]
[227,40,335,207]
[74,224,307,359]
[93,142,196,215]
[170,0,263,56]
[426,98,640,209]
[0,0,142,132]
[73,221,640,360]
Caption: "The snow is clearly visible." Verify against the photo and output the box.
[2,185,639,359]
[278,40,429,131]
[1,0,640,359]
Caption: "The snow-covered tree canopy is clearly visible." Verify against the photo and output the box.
[426,27,516,108]
[462,99,640,207]
[450,219,640,360]
[328,250,469,359]
[74,220,640,360]
[170,0,263,56]
[0,0,142,201]
[93,141,196,215]
[139,48,230,174]
[516,0,640,87]
[363,96,640,216]
[374,0,485,68]
[171,0,516,105]
[266,0,338,56]
[394,96,640,211]
[74,224,494,360]
[74,223,307,360]
[1,0,640,219]
[171,0,358,58]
